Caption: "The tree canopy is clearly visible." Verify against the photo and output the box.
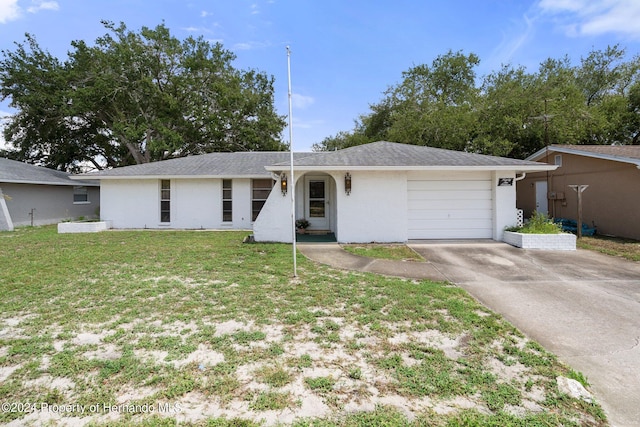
[0,21,287,171]
[313,47,640,158]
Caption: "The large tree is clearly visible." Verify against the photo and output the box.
[314,46,640,157]
[0,22,287,171]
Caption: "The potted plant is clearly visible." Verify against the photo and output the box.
[296,218,310,234]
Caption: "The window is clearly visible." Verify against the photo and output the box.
[554,154,562,166]
[160,180,170,223]
[73,186,88,203]
[222,179,232,222]
[252,179,274,221]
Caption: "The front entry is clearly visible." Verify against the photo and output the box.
[305,176,330,230]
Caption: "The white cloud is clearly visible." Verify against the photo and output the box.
[0,0,21,23]
[201,10,210,18]
[538,0,640,39]
[232,40,271,50]
[292,93,315,109]
[27,0,59,14]
[251,3,260,15]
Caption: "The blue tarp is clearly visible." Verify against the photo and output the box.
[554,218,596,236]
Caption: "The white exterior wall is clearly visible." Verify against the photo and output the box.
[254,171,407,243]
[253,174,292,242]
[101,179,159,228]
[101,178,254,229]
[492,171,518,241]
[334,171,407,243]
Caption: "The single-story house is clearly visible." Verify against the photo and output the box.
[74,141,555,243]
[517,144,640,240]
[74,141,556,242]
[0,157,100,231]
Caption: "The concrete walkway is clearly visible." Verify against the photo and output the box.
[297,241,640,427]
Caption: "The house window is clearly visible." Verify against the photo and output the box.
[252,179,274,221]
[160,180,171,223]
[73,186,88,203]
[554,155,562,166]
[222,179,232,222]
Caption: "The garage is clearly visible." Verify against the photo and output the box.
[407,171,493,239]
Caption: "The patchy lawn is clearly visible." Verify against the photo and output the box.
[578,235,640,262]
[0,226,607,426]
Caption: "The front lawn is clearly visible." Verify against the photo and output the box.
[0,226,606,426]
[578,235,640,261]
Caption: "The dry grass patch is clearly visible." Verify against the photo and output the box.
[0,226,607,426]
[578,235,640,261]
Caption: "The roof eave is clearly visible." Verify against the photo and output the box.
[72,174,274,180]
[526,146,640,167]
[1,179,99,186]
[265,165,558,172]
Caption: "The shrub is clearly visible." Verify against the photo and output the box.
[506,212,562,234]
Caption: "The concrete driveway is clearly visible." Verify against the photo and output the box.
[408,241,640,427]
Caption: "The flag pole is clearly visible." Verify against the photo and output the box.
[287,46,297,277]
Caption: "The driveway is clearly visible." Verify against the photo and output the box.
[408,241,640,427]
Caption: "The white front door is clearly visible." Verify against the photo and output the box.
[535,181,548,215]
[305,176,330,230]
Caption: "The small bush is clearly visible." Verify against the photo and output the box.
[506,212,562,234]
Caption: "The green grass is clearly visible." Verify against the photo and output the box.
[578,235,640,261]
[342,244,424,261]
[0,226,607,426]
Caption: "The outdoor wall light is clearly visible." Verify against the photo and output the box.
[280,172,287,196]
[345,172,352,195]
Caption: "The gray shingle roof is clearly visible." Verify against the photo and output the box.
[0,157,98,186]
[78,141,551,179]
[77,152,322,178]
[277,141,549,168]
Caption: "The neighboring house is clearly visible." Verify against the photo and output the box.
[0,158,100,231]
[518,145,640,240]
[75,141,554,243]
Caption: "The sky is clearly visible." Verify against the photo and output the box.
[1,0,640,153]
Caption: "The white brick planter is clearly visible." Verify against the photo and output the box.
[503,231,576,250]
[58,221,112,234]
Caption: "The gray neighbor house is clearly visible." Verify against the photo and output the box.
[0,157,100,231]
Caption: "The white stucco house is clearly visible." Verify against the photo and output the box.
[0,157,100,231]
[74,141,555,243]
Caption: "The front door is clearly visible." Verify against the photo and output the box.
[305,176,329,230]
[535,181,548,215]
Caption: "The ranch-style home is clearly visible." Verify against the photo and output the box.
[518,144,640,240]
[74,141,555,243]
[0,157,100,231]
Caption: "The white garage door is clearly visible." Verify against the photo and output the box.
[407,172,493,239]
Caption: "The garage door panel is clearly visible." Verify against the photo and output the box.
[407,177,493,239]
[408,180,491,191]
[407,209,493,220]
[408,199,493,210]
[408,190,492,201]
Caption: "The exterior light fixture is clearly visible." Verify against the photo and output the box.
[345,172,352,195]
[280,172,287,196]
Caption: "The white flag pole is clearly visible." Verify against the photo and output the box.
[287,46,297,277]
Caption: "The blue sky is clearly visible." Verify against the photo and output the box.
[1,0,640,152]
